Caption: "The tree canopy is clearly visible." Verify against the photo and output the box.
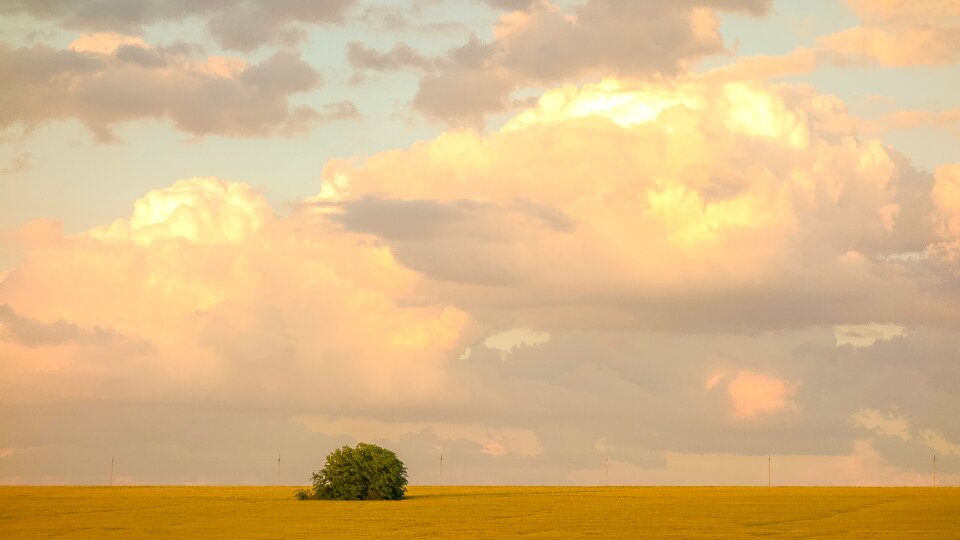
[296,442,407,501]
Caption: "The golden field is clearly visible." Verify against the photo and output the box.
[1,485,958,538]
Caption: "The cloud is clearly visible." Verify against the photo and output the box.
[702,2,960,82]
[705,371,726,390]
[819,26,960,67]
[814,0,960,67]
[0,304,150,350]
[68,31,146,54]
[2,75,960,484]
[568,439,955,486]
[702,48,818,81]
[347,41,434,72]
[726,370,795,419]
[483,0,539,10]
[0,35,339,140]
[88,177,270,245]
[0,151,30,176]
[920,429,960,456]
[317,100,361,122]
[412,68,517,126]
[483,327,551,359]
[933,164,960,238]
[293,414,544,458]
[845,0,960,23]
[205,0,355,51]
[0,0,358,51]
[317,77,960,331]
[0,176,468,405]
[406,0,771,122]
[879,108,960,137]
[852,408,912,440]
[931,164,960,264]
[833,323,906,348]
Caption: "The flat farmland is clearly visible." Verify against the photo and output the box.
[1,485,958,538]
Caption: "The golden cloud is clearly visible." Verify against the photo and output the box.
[0,177,467,405]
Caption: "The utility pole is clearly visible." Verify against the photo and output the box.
[110,456,115,486]
[933,453,937,488]
[768,455,771,488]
[604,457,609,486]
[277,454,282,486]
[439,453,443,484]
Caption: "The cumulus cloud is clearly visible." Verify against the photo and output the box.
[931,164,960,263]
[933,165,960,224]
[0,34,356,140]
[347,41,434,72]
[704,369,796,419]
[0,176,467,405]
[0,151,30,176]
[398,0,772,122]
[320,77,960,331]
[852,408,912,440]
[833,324,907,348]
[0,304,149,350]
[483,327,551,359]
[819,26,960,67]
[725,370,795,419]
[701,1,960,84]
[0,0,357,51]
[3,75,960,484]
[845,0,960,23]
[815,0,960,67]
[881,108,960,135]
[920,429,960,456]
[484,0,539,10]
[702,48,818,82]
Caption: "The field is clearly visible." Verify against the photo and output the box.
[2,485,959,538]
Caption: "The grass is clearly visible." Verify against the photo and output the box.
[1,485,959,538]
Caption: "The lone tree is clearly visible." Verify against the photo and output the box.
[296,442,407,500]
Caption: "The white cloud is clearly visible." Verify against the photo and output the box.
[852,408,912,440]
[483,327,551,359]
[833,324,906,348]
[920,429,960,456]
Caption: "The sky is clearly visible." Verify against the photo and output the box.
[1,0,959,487]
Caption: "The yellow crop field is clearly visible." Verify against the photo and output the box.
[1,485,958,538]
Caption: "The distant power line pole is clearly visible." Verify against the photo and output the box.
[277,454,282,486]
[604,457,609,486]
[439,453,443,484]
[110,456,115,486]
[768,455,771,488]
[933,453,937,488]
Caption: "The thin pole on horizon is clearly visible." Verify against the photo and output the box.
[278,454,281,486]
[440,453,443,484]
[768,455,771,488]
[604,456,609,486]
[110,456,114,486]
[933,453,937,488]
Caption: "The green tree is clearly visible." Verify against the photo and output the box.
[296,442,408,500]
